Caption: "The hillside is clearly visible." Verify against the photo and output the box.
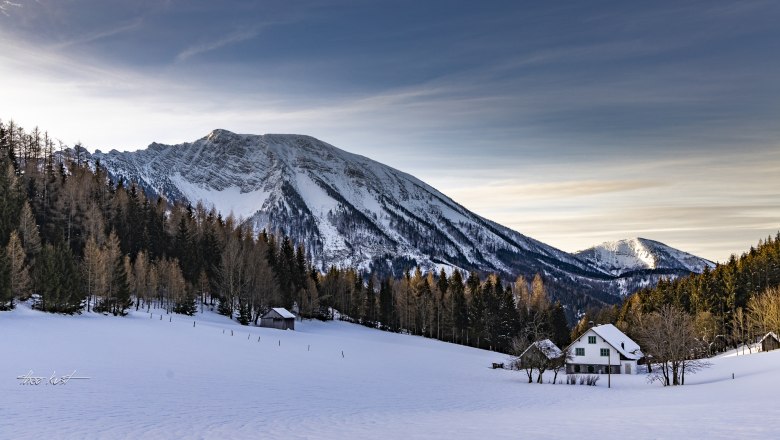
[87,130,713,307]
[1,303,778,439]
[90,129,597,279]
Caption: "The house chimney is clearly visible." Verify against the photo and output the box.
[588,321,594,328]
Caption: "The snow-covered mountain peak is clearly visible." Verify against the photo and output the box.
[86,130,716,306]
[575,237,715,276]
[89,130,600,283]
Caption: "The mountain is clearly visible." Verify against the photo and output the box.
[87,129,711,308]
[575,238,715,277]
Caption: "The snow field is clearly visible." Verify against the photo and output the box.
[1,304,778,439]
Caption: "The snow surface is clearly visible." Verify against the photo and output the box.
[2,304,779,439]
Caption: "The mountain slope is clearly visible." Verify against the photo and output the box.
[91,130,600,279]
[87,129,713,307]
[575,238,715,277]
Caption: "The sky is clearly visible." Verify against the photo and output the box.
[1,0,779,262]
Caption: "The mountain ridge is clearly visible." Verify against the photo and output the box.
[87,129,713,307]
[575,237,715,277]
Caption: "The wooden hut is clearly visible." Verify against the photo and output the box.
[760,332,780,352]
[519,339,562,369]
[260,308,295,330]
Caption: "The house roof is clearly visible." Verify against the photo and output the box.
[263,308,295,319]
[760,332,779,343]
[588,324,643,360]
[520,339,563,360]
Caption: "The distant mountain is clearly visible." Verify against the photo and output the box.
[86,129,714,310]
[575,238,715,277]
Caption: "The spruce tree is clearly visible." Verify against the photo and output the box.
[450,270,469,343]
[0,247,12,310]
[548,301,571,348]
[34,243,83,314]
[379,278,395,330]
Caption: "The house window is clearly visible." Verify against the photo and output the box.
[575,348,585,356]
[588,336,596,344]
[600,348,610,357]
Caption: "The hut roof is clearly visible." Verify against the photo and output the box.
[760,332,779,343]
[520,339,562,360]
[264,308,295,319]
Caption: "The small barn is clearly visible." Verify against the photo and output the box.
[518,339,563,368]
[760,332,780,352]
[260,308,295,330]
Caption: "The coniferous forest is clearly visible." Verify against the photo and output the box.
[0,119,571,353]
[575,233,780,352]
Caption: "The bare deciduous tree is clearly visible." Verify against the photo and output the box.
[635,305,710,386]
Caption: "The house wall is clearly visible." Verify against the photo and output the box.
[260,317,295,330]
[566,329,638,375]
[762,337,779,352]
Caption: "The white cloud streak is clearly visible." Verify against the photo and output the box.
[175,28,261,62]
[49,18,143,49]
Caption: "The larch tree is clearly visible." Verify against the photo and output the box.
[17,201,41,259]
[6,231,31,302]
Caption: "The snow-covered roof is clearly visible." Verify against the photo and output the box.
[760,332,779,343]
[266,308,295,319]
[521,339,563,360]
[589,324,643,360]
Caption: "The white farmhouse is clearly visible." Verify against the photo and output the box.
[566,324,642,375]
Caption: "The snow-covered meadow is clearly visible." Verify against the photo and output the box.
[1,304,778,439]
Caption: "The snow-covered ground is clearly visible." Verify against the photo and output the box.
[1,304,778,439]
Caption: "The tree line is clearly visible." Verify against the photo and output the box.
[0,119,571,354]
[572,232,780,361]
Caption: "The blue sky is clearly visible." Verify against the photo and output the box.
[1,0,779,261]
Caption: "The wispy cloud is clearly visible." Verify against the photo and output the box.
[0,1,21,17]
[50,18,143,49]
[175,27,261,62]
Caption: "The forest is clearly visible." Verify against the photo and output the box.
[576,233,780,353]
[0,119,570,353]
